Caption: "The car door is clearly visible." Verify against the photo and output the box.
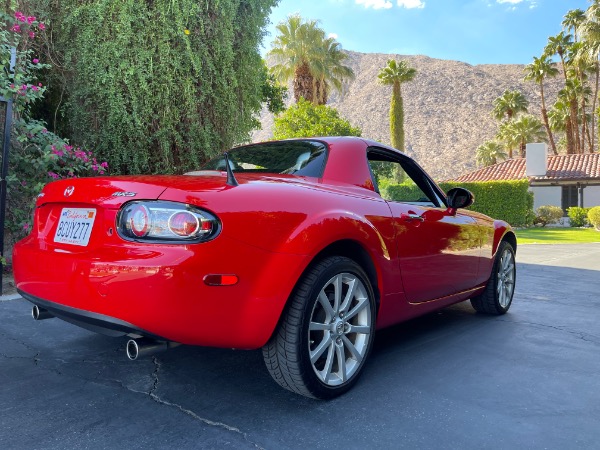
[368,148,481,304]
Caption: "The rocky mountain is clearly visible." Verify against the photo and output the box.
[252,50,564,181]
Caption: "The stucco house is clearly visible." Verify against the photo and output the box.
[451,143,600,214]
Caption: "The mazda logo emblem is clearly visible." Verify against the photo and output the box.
[64,186,75,197]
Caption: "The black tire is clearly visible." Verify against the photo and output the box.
[471,241,516,315]
[263,256,376,399]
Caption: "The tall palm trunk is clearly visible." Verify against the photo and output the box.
[539,83,557,155]
[390,81,404,151]
[593,60,599,151]
[566,119,575,154]
[559,53,578,153]
[294,62,315,103]
[569,99,580,153]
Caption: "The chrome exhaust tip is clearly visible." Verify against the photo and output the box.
[32,305,54,321]
[126,338,174,360]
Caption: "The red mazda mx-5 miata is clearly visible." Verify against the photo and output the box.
[13,137,516,399]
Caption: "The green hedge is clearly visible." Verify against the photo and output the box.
[386,180,534,227]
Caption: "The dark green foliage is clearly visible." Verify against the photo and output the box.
[53,0,277,175]
[535,205,564,227]
[261,65,287,114]
[386,180,534,227]
[567,206,590,227]
[273,98,361,139]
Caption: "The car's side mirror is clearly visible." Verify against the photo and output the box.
[446,187,474,215]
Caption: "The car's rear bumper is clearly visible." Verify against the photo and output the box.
[13,234,309,349]
[20,290,165,339]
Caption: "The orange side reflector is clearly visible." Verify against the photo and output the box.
[203,274,238,286]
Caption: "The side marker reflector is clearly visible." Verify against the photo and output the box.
[203,274,238,286]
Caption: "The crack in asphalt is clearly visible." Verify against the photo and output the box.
[0,332,262,448]
[496,318,600,344]
[144,357,264,450]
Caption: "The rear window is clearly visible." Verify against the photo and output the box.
[200,140,328,177]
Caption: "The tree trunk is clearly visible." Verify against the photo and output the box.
[390,81,404,151]
[566,120,575,154]
[540,83,557,155]
[593,60,599,152]
[570,99,580,153]
[293,63,315,103]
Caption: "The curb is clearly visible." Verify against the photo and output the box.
[0,293,21,302]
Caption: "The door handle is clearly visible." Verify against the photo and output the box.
[402,213,424,222]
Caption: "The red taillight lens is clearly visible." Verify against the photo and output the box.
[117,201,220,243]
[169,211,200,237]
[129,205,150,237]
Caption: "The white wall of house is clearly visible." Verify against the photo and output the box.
[530,186,561,210]
[584,186,600,208]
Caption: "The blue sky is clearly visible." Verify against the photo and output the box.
[264,0,590,65]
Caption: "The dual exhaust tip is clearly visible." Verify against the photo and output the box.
[31,305,177,360]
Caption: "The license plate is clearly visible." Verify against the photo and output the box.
[54,208,97,246]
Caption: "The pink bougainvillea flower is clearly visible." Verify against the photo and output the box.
[47,172,59,180]
[32,58,39,64]
[42,128,48,134]
[9,84,14,89]
[27,16,36,24]
[23,223,30,231]
[38,23,46,30]
[100,162,109,168]
[11,25,21,33]
[15,12,26,22]
[32,86,39,91]
[29,31,35,38]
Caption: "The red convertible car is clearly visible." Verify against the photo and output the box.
[13,137,516,399]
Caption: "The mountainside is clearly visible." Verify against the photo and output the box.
[252,51,564,181]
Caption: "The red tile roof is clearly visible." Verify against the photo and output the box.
[450,153,600,183]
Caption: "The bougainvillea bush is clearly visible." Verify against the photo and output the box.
[1,11,107,250]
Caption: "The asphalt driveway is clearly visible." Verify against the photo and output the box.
[1,244,599,449]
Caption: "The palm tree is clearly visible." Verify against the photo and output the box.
[476,141,508,167]
[377,59,417,152]
[511,115,547,157]
[268,15,354,105]
[311,37,355,104]
[563,9,586,42]
[524,56,559,155]
[545,31,573,82]
[497,115,545,158]
[492,90,529,121]
[496,121,520,159]
[548,99,572,153]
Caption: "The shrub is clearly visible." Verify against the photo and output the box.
[567,206,590,228]
[1,10,107,244]
[535,205,564,227]
[273,98,361,139]
[588,206,600,231]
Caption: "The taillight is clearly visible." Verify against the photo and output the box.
[168,211,200,237]
[129,205,150,237]
[117,201,220,243]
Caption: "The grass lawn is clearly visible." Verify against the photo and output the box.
[516,227,600,244]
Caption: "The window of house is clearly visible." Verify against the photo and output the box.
[561,185,579,215]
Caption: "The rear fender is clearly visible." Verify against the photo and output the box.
[278,211,402,300]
